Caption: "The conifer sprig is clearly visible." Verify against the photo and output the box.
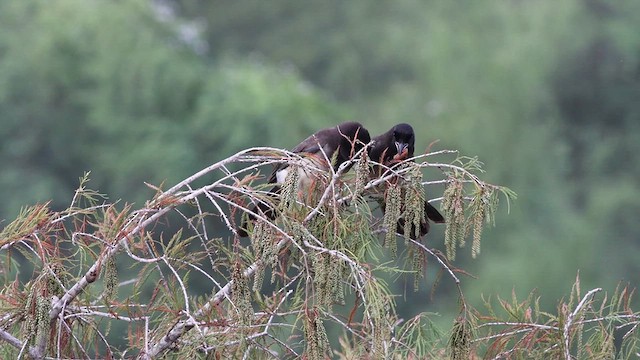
[0,146,523,359]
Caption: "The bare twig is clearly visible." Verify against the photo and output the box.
[563,288,602,360]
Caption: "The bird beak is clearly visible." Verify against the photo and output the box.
[394,141,408,154]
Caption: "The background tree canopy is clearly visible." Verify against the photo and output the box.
[1,0,639,347]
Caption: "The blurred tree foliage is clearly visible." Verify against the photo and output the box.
[552,1,640,285]
[173,0,640,308]
[0,0,341,219]
[1,0,640,337]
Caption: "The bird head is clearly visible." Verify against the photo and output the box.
[391,123,415,156]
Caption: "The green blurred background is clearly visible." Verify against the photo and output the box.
[1,0,639,325]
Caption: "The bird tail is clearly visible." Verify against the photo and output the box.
[395,200,445,240]
[425,201,445,223]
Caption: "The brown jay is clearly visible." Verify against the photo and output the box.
[238,121,371,237]
[368,123,445,238]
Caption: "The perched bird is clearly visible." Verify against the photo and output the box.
[238,121,371,237]
[369,123,416,175]
[368,123,445,238]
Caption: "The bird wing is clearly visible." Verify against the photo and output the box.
[269,131,335,183]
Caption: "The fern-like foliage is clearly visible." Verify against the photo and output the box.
[440,156,516,260]
[474,275,640,359]
[0,147,521,359]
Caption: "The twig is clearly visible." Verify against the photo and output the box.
[563,288,602,360]
[0,328,23,350]
[145,249,268,358]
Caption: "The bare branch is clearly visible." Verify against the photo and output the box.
[563,287,602,360]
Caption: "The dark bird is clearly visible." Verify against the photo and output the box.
[368,123,445,238]
[238,121,371,237]
[369,123,416,174]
